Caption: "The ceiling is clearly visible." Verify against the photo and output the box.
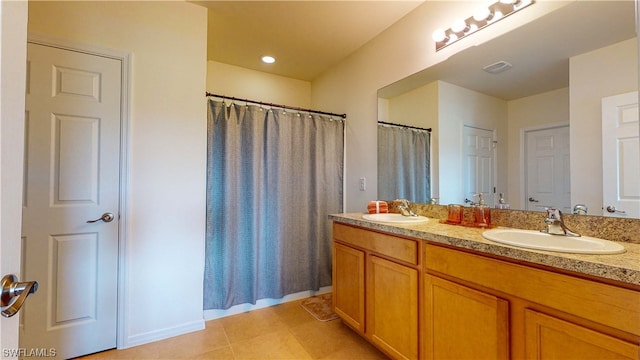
[192,1,637,98]
[192,1,425,81]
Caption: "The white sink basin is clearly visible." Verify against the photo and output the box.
[362,213,429,224]
[482,228,625,254]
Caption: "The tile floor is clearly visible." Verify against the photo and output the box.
[81,298,389,359]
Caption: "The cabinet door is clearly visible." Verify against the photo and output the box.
[333,242,365,332]
[425,275,509,360]
[368,255,419,360]
[525,309,640,360]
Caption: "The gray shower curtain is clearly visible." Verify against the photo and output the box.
[204,99,344,310]
[378,124,430,203]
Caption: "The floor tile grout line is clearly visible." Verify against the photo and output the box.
[219,319,237,359]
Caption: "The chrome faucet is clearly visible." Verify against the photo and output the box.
[396,199,417,217]
[541,208,581,237]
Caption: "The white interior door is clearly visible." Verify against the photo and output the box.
[21,43,121,359]
[524,126,571,213]
[602,91,639,218]
[463,125,495,206]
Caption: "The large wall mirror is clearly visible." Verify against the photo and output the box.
[377,1,639,218]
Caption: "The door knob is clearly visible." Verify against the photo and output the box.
[528,197,539,202]
[87,212,115,223]
[606,205,626,214]
[1,274,38,318]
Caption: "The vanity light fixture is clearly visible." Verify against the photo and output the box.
[432,0,534,51]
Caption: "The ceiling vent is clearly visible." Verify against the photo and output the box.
[482,60,513,74]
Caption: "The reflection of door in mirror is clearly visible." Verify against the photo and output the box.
[524,125,570,213]
[463,125,495,207]
[602,91,639,218]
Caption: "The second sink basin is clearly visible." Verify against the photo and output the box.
[362,213,429,224]
[482,228,625,254]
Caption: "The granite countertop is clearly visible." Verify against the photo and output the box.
[329,213,640,287]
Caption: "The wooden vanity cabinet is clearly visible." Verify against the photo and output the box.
[424,244,640,360]
[332,223,420,360]
[332,222,640,359]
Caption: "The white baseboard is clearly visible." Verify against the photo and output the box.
[122,319,205,349]
[121,286,332,349]
[203,286,332,321]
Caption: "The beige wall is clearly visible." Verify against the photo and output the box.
[386,83,439,130]
[507,87,570,209]
[207,61,311,108]
[570,38,638,213]
[28,1,208,348]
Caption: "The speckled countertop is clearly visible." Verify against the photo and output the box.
[329,213,640,287]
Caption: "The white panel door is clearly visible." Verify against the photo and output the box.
[602,91,639,218]
[21,43,121,359]
[525,126,571,213]
[463,126,495,206]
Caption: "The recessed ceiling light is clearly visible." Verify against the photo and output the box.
[261,56,275,64]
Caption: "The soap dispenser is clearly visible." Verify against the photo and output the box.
[473,193,491,227]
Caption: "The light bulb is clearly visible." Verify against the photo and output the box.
[432,28,448,43]
[473,7,493,22]
[261,55,275,64]
[451,19,469,33]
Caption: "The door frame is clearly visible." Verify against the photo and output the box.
[25,33,131,350]
[520,121,569,211]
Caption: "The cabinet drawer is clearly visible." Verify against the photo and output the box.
[333,223,419,265]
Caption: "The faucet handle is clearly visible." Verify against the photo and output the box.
[394,199,416,217]
[395,199,410,207]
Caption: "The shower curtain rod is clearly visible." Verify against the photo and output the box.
[206,92,347,119]
[378,121,432,132]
